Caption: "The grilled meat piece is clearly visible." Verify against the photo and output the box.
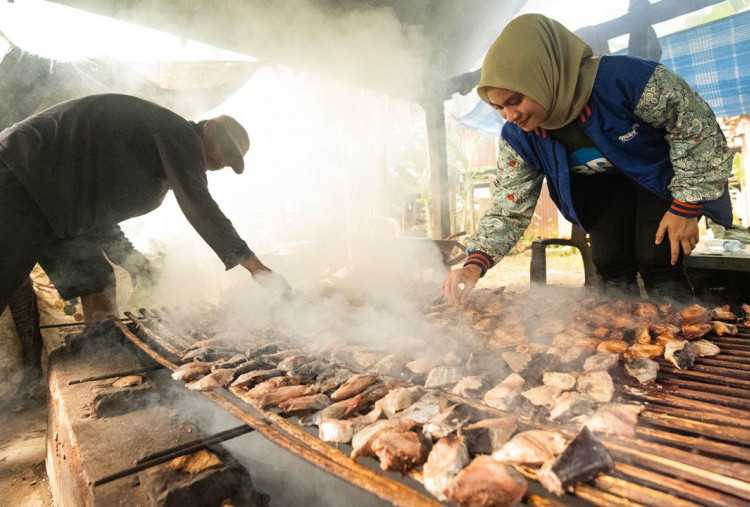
[488,327,528,348]
[350,419,417,459]
[492,430,566,465]
[279,393,331,414]
[680,304,712,326]
[405,356,441,375]
[681,323,712,340]
[483,373,524,410]
[330,374,379,401]
[287,360,329,383]
[634,302,659,321]
[371,430,432,472]
[596,339,629,356]
[585,403,643,438]
[537,427,614,496]
[665,340,696,369]
[375,386,425,417]
[393,392,443,424]
[576,370,614,402]
[462,415,518,455]
[692,339,721,357]
[713,321,738,336]
[231,368,284,389]
[624,358,659,384]
[313,368,357,394]
[423,435,470,501]
[582,353,620,372]
[172,361,214,382]
[422,403,484,440]
[424,366,464,388]
[258,385,315,409]
[276,355,312,372]
[549,392,596,421]
[450,375,487,397]
[445,456,527,507]
[520,354,563,387]
[542,372,577,391]
[301,395,364,426]
[501,351,531,372]
[522,385,561,407]
[632,324,652,345]
[182,346,238,363]
[319,418,365,444]
[712,305,737,321]
[624,343,664,362]
[186,368,234,391]
[244,375,302,399]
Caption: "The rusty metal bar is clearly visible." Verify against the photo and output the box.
[111,319,441,507]
[621,385,750,418]
[648,385,750,411]
[94,425,255,486]
[134,308,193,350]
[123,311,185,360]
[696,357,750,370]
[135,424,253,464]
[40,317,131,329]
[615,462,747,507]
[675,363,750,380]
[658,377,750,400]
[591,475,701,507]
[643,404,750,430]
[638,411,750,445]
[635,425,750,462]
[68,364,164,385]
[653,367,750,389]
[603,438,750,497]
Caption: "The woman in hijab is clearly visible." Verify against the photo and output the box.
[442,13,733,305]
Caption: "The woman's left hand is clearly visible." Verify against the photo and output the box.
[655,213,699,265]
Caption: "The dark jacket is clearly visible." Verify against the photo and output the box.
[0,93,252,269]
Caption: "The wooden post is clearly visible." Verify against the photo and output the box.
[424,98,451,240]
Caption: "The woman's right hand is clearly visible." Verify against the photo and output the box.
[441,264,483,306]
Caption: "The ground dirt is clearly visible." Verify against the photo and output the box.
[0,392,53,507]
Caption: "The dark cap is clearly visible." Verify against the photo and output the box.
[213,115,250,174]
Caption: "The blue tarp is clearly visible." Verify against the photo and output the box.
[456,10,750,136]
[657,9,750,118]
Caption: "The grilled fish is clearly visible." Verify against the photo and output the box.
[330,374,379,402]
[462,415,518,455]
[692,339,720,357]
[186,368,234,391]
[350,419,417,459]
[423,435,470,501]
[585,403,643,437]
[576,370,614,402]
[624,358,659,384]
[371,430,431,472]
[483,373,524,410]
[492,430,566,465]
[172,361,214,382]
[444,456,527,507]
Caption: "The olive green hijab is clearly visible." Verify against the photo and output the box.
[477,14,600,130]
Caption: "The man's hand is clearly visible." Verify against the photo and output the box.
[441,264,482,306]
[241,256,292,298]
[655,213,699,265]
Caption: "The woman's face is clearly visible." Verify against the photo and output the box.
[486,87,548,132]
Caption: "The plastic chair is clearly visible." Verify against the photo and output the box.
[530,224,598,286]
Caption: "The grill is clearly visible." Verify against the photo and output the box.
[66,299,750,507]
